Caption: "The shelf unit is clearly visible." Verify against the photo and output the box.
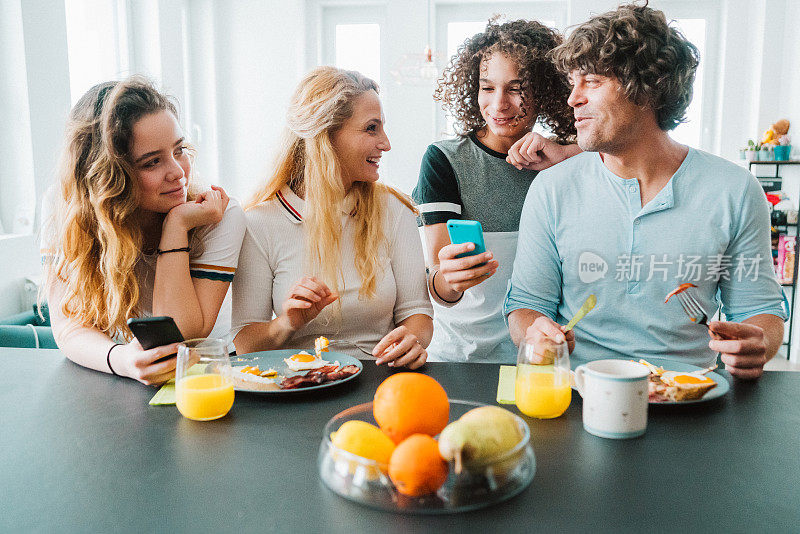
[749,160,800,359]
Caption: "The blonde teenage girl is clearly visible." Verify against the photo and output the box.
[42,77,245,385]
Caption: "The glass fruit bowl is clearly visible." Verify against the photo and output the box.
[317,399,535,514]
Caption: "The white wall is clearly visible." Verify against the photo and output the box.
[0,236,40,317]
[0,0,70,319]
[0,0,35,235]
[205,0,306,200]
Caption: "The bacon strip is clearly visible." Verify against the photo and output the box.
[324,365,360,381]
[664,282,697,303]
[314,364,340,374]
[280,364,360,390]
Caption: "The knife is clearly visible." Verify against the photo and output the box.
[564,294,596,332]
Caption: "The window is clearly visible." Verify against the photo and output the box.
[446,19,557,60]
[649,0,721,152]
[446,21,486,60]
[669,18,706,148]
[64,0,128,105]
[0,0,34,235]
[335,23,381,84]
[320,5,385,83]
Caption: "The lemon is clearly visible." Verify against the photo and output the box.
[331,420,395,467]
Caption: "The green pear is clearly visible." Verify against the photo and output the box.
[438,406,524,474]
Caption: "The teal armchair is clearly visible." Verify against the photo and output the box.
[0,306,57,349]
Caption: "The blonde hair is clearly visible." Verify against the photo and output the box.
[43,76,201,340]
[247,66,415,300]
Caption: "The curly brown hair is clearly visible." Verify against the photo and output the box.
[550,2,699,131]
[434,18,575,142]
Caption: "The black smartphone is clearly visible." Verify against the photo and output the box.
[127,317,184,360]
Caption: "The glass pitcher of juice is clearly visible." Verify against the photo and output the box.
[175,338,234,421]
[515,336,571,419]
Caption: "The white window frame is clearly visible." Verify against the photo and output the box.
[307,2,387,73]
[648,0,722,153]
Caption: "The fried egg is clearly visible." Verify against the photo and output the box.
[660,371,715,387]
[284,351,333,372]
[315,336,330,357]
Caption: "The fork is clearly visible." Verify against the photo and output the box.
[675,288,710,326]
[676,288,726,340]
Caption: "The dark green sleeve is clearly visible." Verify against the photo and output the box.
[412,144,463,226]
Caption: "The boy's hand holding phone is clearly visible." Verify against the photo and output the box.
[436,220,498,295]
[437,243,498,292]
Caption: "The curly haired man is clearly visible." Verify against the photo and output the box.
[505,4,785,378]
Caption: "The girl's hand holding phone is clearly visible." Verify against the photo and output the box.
[437,242,498,292]
[110,339,182,386]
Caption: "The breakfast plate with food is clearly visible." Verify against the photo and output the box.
[231,337,363,394]
[568,357,729,404]
[635,357,730,404]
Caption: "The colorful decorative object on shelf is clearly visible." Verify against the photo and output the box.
[762,119,790,146]
[758,119,791,161]
[777,234,795,285]
[774,135,792,161]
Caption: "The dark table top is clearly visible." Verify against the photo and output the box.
[3,347,799,533]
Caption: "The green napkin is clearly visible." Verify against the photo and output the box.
[149,364,207,406]
[496,365,516,404]
[149,379,178,405]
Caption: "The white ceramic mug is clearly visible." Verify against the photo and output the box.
[574,360,649,439]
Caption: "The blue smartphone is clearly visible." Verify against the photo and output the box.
[446,219,487,259]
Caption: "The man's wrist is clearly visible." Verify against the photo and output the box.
[562,143,583,159]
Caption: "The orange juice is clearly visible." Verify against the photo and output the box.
[176,374,234,421]
[515,370,571,419]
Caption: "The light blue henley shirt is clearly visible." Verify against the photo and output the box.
[504,149,787,367]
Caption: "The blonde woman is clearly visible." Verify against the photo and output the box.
[232,67,433,368]
[42,77,246,385]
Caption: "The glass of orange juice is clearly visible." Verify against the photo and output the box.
[515,336,571,419]
[175,338,234,421]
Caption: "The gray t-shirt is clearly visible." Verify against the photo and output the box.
[412,133,538,362]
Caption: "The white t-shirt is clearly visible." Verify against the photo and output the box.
[231,186,433,358]
[41,193,247,342]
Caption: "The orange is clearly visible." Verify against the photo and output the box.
[331,421,396,468]
[373,373,449,444]
[388,434,449,497]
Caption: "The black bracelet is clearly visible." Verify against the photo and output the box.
[156,246,191,255]
[107,343,121,376]
[432,269,463,304]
